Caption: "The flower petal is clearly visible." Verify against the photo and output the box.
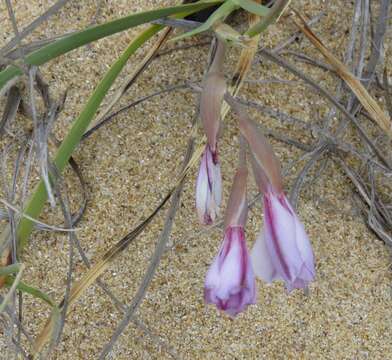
[195,145,222,225]
[264,191,304,285]
[204,227,256,316]
[250,231,280,283]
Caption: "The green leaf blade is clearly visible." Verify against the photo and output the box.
[171,0,238,42]
[0,1,221,90]
[232,0,269,16]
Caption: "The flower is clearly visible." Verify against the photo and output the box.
[204,226,256,316]
[251,188,315,292]
[196,39,226,225]
[225,97,315,292]
[195,144,222,225]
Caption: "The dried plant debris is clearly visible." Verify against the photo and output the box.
[0,0,392,359]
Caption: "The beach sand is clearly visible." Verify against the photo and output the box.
[0,0,391,359]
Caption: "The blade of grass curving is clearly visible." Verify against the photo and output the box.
[245,0,290,37]
[4,276,57,308]
[232,0,269,16]
[0,1,222,90]
[0,265,24,312]
[0,263,20,276]
[171,0,238,42]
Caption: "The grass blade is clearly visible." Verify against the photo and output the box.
[245,0,290,37]
[171,0,238,42]
[0,1,221,90]
[232,0,269,16]
[3,273,61,349]
[4,275,56,308]
[0,264,24,312]
[0,263,20,276]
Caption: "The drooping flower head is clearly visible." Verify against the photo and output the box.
[251,186,315,292]
[227,97,315,291]
[195,38,226,225]
[204,165,256,316]
[204,226,256,316]
[196,144,222,225]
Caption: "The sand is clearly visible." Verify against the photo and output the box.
[0,0,392,359]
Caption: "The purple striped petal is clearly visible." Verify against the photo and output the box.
[205,227,256,316]
[251,189,315,291]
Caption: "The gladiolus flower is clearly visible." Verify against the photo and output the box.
[224,98,315,291]
[204,165,255,316]
[196,39,226,225]
[195,144,222,225]
[204,226,256,316]
[251,188,315,292]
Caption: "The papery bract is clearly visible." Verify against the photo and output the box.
[226,96,283,193]
[200,38,226,153]
[205,226,256,316]
[195,144,222,225]
[251,188,315,292]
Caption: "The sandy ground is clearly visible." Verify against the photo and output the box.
[0,0,392,359]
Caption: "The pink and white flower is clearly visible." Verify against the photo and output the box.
[225,100,316,292]
[251,188,315,292]
[204,166,256,316]
[195,144,222,225]
[205,226,256,316]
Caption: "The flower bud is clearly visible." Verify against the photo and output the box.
[195,144,222,225]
